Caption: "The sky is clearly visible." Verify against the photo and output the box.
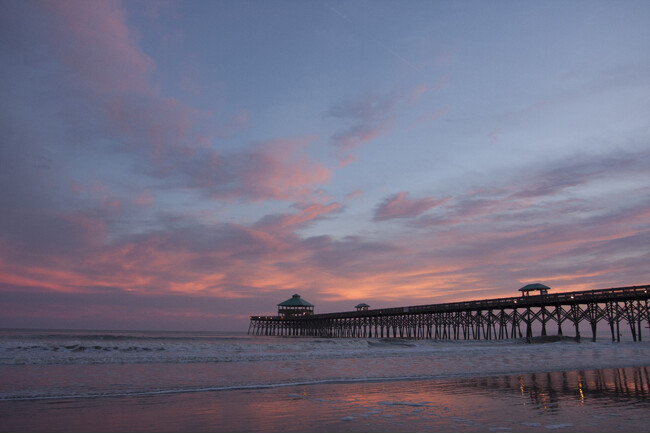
[1,0,649,332]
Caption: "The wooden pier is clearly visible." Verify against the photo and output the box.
[248,284,650,342]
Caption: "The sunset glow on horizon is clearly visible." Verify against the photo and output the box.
[1,0,649,331]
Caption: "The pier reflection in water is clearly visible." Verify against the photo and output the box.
[456,366,650,414]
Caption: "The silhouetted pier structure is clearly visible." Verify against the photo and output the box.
[248,284,650,342]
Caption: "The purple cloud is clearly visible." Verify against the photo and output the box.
[328,91,400,121]
[328,82,450,165]
[374,192,449,221]
[327,92,402,165]
[19,1,331,205]
[509,154,638,199]
[173,137,332,202]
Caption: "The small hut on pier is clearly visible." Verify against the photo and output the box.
[518,283,550,297]
[278,294,314,317]
[355,303,370,311]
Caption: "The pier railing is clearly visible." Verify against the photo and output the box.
[249,284,650,342]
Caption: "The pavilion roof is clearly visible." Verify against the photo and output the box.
[518,283,550,292]
[278,294,314,307]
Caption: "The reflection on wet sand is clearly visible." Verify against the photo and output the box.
[1,366,648,432]
[458,366,650,414]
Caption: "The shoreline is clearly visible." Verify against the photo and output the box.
[2,365,649,432]
[2,360,649,403]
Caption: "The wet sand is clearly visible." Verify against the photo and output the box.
[2,366,649,432]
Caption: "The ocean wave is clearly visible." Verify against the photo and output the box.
[2,334,650,404]
[0,336,531,366]
[2,331,650,373]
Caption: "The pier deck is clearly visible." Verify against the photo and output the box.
[249,284,650,341]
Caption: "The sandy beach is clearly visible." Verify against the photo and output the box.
[2,366,648,432]
[3,331,650,432]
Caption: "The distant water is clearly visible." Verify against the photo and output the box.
[1,329,649,431]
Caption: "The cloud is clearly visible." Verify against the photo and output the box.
[345,190,363,201]
[173,137,332,202]
[374,192,449,221]
[301,235,399,271]
[42,0,154,95]
[0,204,404,317]
[104,95,203,162]
[0,208,110,260]
[215,110,249,138]
[9,147,630,308]
[414,149,650,229]
[331,120,394,152]
[2,2,649,331]
[134,191,154,207]
[508,153,639,200]
[16,1,208,170]
[0,2,340,324]
[70,182,123,215]
[2,173,648,329]
[329,91,400,121]
[327,92,401,165]
[254,202,344,233]
[328,81,451,165]
[20,1,329,205]
[0,287,256,331]
[1,218,282,299]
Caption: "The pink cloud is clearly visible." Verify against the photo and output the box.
[186,136,332,202]
[240,140,333,201]
[4,3,650,332]
[39,0,252,183]
[105,95,201,164]
[254,202,344,233]
[42,0,154,95]
[40,0,330,205]
[2,191,649,329]
[37,0,215,167]
[374,192,449,221]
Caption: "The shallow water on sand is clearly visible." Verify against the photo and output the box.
[1,367,649,432]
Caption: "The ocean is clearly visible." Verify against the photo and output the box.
[1,329,649,432]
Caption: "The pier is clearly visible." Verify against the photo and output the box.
[248,284,650,342]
